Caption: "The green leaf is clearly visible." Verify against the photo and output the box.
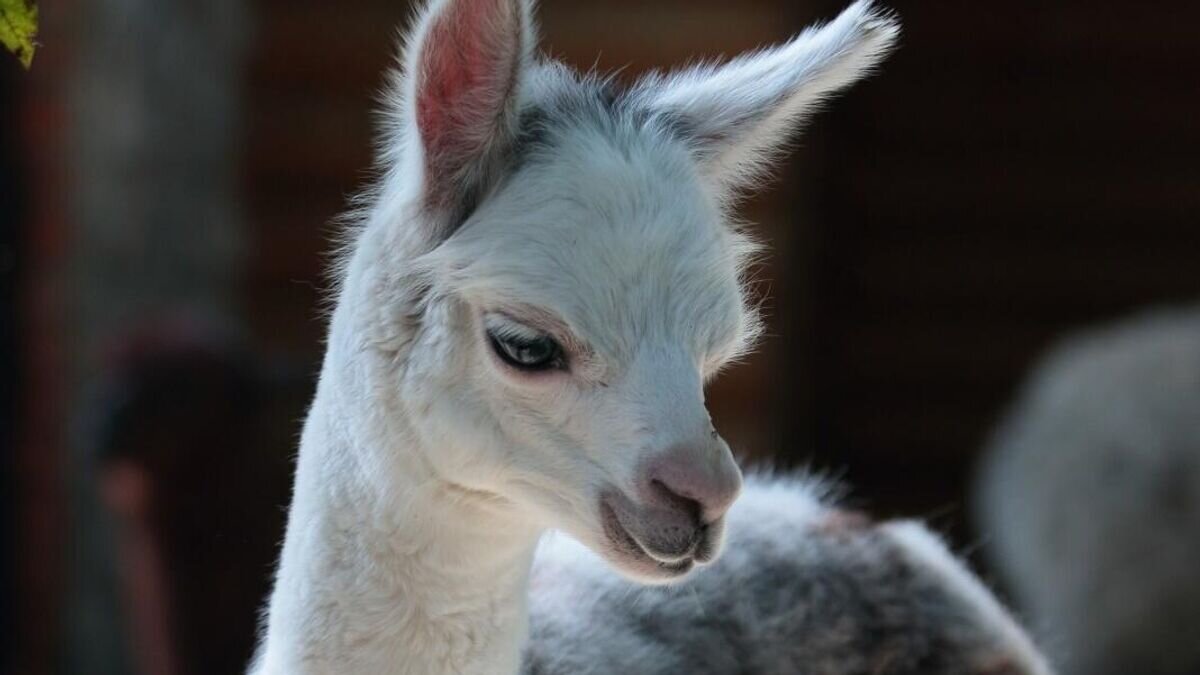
[1,0,38,69]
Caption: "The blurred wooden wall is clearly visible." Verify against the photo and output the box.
[809,0,1200,526]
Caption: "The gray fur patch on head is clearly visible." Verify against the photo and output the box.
[506,64,672,182]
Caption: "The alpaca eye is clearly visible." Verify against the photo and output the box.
[487,330,564,372]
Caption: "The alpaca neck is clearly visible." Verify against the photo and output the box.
[255,361,543,675]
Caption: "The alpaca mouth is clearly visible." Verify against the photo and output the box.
[599,500,697,577]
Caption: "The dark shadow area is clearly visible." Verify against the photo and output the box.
[2,60,25,675]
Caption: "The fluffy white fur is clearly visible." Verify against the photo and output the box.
[976,305,1200,675]
[245,2,958,674]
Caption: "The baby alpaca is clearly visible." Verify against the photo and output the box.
[249,0,1047,673]
[526,474,1054,675]
[976,306,1200,675]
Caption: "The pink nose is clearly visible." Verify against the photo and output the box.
[641,444,742,524]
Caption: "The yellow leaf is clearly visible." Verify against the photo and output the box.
[0,0,38,69]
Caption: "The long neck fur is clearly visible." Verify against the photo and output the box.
[252,224,543,675]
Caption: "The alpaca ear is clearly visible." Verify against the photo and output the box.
[397,0,532,232]
[634,1,899,198]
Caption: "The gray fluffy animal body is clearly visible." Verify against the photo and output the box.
[977,306,1200,675]
[528,475,1053,675]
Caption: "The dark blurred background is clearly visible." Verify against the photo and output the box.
[4,1,1199,673]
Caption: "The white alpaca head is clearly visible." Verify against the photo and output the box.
[342,0,899,583]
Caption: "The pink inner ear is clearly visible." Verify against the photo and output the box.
[416,0,520,204]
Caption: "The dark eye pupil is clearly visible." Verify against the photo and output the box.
[516,340,551,363]
[488,331,563,371]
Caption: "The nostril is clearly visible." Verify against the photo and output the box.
[649,478,702,523]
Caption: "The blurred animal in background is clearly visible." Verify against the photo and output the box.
[526,474,1052,675]
[92,320,305,675]
[976,305,1200,675]
[244,0,1053,673]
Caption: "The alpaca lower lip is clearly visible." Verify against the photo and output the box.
[600,499,697,568]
